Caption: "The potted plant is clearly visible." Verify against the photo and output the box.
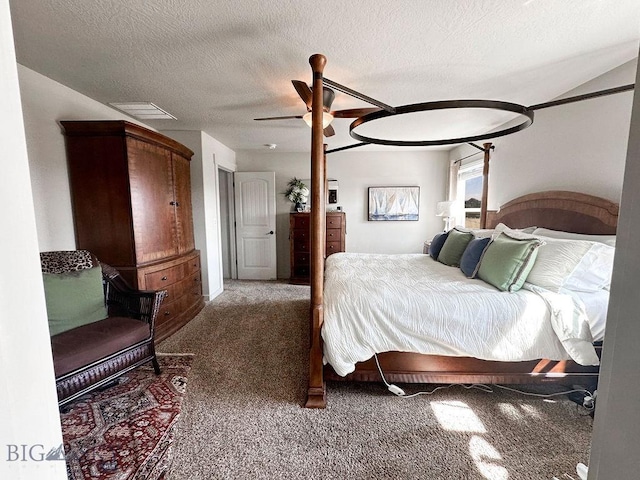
[284,177,309,211]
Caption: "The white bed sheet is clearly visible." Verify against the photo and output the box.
[559,288,609,342]
[322,253,600,377]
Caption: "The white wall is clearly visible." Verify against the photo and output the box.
[18,65,151,251]
[0,2,65,477]
[449,59,636,210]
[236,149,449,278]
[162,130,237,300]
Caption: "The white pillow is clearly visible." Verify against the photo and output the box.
[526,237,594,292]
[491,223,538,239]
[470,228,494,239]
[563,242,615,292]
[492,223,539,240]
[532,227,616,247]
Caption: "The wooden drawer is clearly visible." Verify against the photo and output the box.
[292,229,310,241]
[327,215,343,228]
[156,296,191,327]
[326,241,342,255]
[163,270,200,303]
[293,238,310,252]
[293,265,310,278]
[326,228,341,241]
[294,252,311,266]
[156,274,202,328]
[186,255,200,276]
[292,214,310,229]
[144,263,185,290]
[141,252,199,290]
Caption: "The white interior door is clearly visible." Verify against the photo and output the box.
[234,172,277,279]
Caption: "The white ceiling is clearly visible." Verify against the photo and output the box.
[9,0,640,152]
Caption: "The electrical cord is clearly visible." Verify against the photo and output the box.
[374,353,493,398]
[374,353,596,408]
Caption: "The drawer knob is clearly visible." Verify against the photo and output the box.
[164,311,171,316]
[161,276,168,281]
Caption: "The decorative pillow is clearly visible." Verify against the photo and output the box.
[428,232,449,260]
[525,237,594,292]
[477,233,543,292]
[459,237,491,278]
[532,227,616,247]
[563,242,615,292]
[43,266,108,337]
[437,228,474,267]
[40,250,94,274]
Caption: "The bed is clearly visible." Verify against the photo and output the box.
[304,57,619,409]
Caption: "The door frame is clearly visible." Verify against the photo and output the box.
[218,166,238,279]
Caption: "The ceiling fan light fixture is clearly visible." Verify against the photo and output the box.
[303,111,334,128]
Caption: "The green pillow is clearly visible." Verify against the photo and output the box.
[477,233,542,292]
[43,266,108,336]
[437,228,474,267]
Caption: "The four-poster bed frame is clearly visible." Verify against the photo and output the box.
[304,54,619,408]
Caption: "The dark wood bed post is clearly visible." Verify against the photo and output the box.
[306,53,328,408]
[479,142,492,228]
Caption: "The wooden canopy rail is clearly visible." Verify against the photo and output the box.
[304,53,620,409]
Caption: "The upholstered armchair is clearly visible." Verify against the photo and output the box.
[41,250,166,407]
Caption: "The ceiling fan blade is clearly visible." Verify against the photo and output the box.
[254,115,303,121]
[323,124,336,137]
[331,107,382,118]
[292,80,312,110]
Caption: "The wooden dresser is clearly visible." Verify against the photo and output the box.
[60,120,205,342]
[289,212,346,284]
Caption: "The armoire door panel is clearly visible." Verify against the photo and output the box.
[127,137,179,263]
[172,153,195,254]
[65,136,136,266]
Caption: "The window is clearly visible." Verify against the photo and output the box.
[457,159,483,229]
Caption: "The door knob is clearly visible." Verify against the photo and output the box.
[266,230,274,235]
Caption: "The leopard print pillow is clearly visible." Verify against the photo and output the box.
[40,250,94,274]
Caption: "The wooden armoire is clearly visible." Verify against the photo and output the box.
[60,120,205,342]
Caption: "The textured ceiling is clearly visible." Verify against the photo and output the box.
[9,0,640,152]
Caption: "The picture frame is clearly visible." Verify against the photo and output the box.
[368,186,420,221]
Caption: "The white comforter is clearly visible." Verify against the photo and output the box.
[322,253,600,377]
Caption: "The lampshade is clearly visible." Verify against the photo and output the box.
[303,111,334,128]
[435,201,454,217]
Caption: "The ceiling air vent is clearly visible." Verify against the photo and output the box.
[108,102,177,120]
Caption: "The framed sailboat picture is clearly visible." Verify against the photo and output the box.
[368,186,420,221]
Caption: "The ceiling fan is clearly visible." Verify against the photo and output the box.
[254,80,380,137]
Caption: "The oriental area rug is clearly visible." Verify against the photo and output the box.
[60,353,194,480]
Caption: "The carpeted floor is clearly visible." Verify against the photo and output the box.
[61,354,193,480]
[158,280,593,480]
